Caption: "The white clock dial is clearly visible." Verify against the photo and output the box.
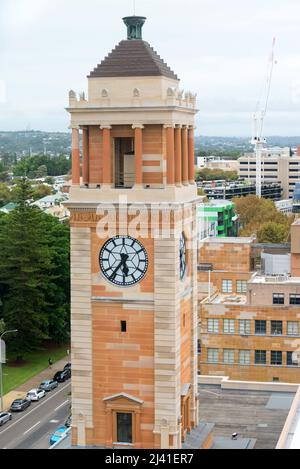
[99,236,148,287]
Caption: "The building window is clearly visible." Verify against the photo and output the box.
[222,280,233,293]
[239,320,251,335]
[271,321,283,336]
[255,350,267,365]
[116,413,133,443]
[224,349,235,364]
[223,319,235,334]
[207,349,219,364]
[237,281,247,293]
[121,321,127,333]
[271,351,282,366]
[273,293,284,305]
[287,352,298,367]
[207,319,219,333]
[255,320,267,335]
[239,350,251,365]
[290,294,300,305]
[287,322,299,336]
[197,340,201,354]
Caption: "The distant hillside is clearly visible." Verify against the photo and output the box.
[196,136,300,155]
[0,131,299,159]
[0,131,71,157]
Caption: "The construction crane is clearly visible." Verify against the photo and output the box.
[251,37,277,198]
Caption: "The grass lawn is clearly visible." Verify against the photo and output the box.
[2,344,69,394]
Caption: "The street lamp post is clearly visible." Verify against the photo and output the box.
[0,330,18,412]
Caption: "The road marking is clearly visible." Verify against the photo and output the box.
[0,382,71,437]
[23,421,40,435]
[55,400,69,412]
[50,419,59,424]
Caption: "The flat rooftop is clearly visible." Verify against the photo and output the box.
[198,384,295,449]
[201,237,254,245]
[249,274,300,285]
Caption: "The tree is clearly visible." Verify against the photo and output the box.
[233,195,293,241]
[36,165,48,178]
[0,319,5,334]
[257,222,289,244]
[0,183,11,207]
[0,179,53,359]
[31,184,53,201]
[196,168,238,181]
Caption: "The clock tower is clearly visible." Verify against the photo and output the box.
[67,16,199,449]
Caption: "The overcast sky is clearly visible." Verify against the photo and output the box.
[0,0,299,136]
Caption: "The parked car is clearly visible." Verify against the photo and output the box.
[63,363,71,371]
[53,368,71,383]
[10,399,31,412]
[65,413,72,428]
[0,412,12,426]
[26,388,46,401]
[40,380,58,392]
[50,425,68,446]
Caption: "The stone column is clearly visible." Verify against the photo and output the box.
[182,126,189,186]
[133,124,144,186]
[82,126,89,186]
[72,126,80,185]
[101,125,112,186]
[175,125,182,187]
[188,127,195,184]
[165,125,175,185]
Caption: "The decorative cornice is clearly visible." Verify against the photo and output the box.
[100,125,112,130]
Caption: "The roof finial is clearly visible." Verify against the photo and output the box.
[123,15,146,40]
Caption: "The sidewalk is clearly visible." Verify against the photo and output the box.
[2,356,70,411]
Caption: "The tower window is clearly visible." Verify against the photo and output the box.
[121,321,127,333]
[116,412,133,444]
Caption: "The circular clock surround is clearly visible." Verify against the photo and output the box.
[180,233,187,280]
[99,236,148,287]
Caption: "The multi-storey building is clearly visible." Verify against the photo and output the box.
[197,200,239,240]
[198,221,300,383]
[238,147,300,199]
[197,179,282,201]
[67,15,199,449]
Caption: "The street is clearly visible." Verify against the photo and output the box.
[0,382,71,449]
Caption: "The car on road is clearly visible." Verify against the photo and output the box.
[26,388,46,401]
[0,412,12,426]
[49,425,69,446]
[53,368,71,383]
[39,380,58,392]
[64,363,71,371]
[65,413,72,428]
[10,399,31,412]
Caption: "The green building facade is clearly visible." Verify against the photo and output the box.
[198,200,239,240]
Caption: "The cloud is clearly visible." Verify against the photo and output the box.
[0,0,299,135]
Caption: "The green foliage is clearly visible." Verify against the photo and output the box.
[0,179,70,358]
[31,184,53,201]
[13,155,71,178]
[0,183,10,207]
[233,195,293,242]
[196,149,242,159]
[257,222,289,244]
[0,319,5,334]
[196,168,238,181]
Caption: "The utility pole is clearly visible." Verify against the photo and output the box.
[0,330,18,412]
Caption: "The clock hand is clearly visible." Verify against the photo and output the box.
[109,254,129,280]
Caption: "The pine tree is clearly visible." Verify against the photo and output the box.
[0,179,54,359]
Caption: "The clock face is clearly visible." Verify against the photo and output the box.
[180,233,187,280]
[99,236,148,287]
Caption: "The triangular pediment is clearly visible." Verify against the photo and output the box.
[103,393,144,405]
